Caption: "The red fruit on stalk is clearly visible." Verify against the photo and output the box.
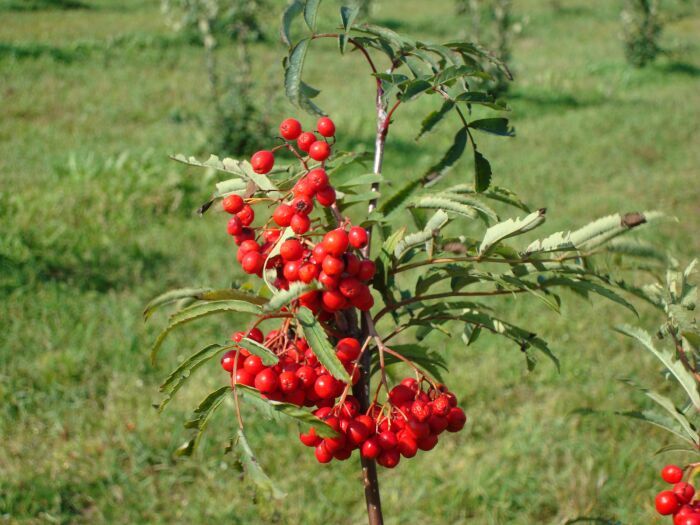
[309,141,331,161]
[339,277,363,299]
[273,204,295,227]
[315,441,333,463]
[222,194,244,214]
[233,368,255,387]
[312,244,327,263]
[674,482,696,504]
[662,465,684,484]
[291,195,314,216]
[336,338,361,362]
[348,226,368,248]
[347,420,369,446]
[307,168,329,190]
[234,228,255,245]
[239,240,260,254]
[315,185,336,207]
[299,428,321,447]
[279,118,302,140]
[322,229,349,256]
[294,177,316,197]
[446,407,467,432]
[655,490,680,515]
[401,377,419,391]
[236,205,255,226]
[377,430,398,450]
[411,400,432,423]
[377,449,400,469]
[357,260,376,281]
[290,213,311,234]
[676,515,700,525]
[428,414,449,434]
[280,238,304,261]
[389,384,415,405]
[344,253,360,275]
[361,437,381,459]
[297,131,316,152]
[248,328,264,343]
[226,215,243,236]
[254,368,278,394]
[220,350,237,372]
[241,251,264,274]
[334,447,352,461]
[314,375,337,399]
[340,397,360,418]
[322,290,348,311]
[279,371,300,393]
[406,418,431,440]
[322,255,345,276]
[243,355,265,376]
[263,228,281,243]
[397,433,418,458]
[251,150,274,174]
[432,395,451,416]
[286,389,305,406]
[298,263,320,283]
[316,117,336,137]
[417,433,439,451]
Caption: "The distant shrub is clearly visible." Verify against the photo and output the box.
[621,0,662,67]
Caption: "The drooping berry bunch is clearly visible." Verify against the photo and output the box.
[654,464,700,524]
[300,378,466,468]
[221,117,375,314]
[217,116,468,469]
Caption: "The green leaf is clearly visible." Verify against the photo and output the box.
[295,307,350,382]
[237,385,338,437]
[410,195,478,219]
[399,79,432,101]
[479,209,547,255]
[157,343,233,412]
[540,277,637,315]
[176,386,230,456]
[616,409,696,445]
[394,210,449,258]
[375,227,406,290]
[423,127,468,186]
[281,0,305,47]
[416,100,454,140]
[615,324,700,410]
[303,0,321,31]
[469,118,514,137]
[150,301,262,364]
[238,338,279,366]
[455,91,509,110]
[340,5,360,32]
[264,281,318,312]
[144,288,266,321]
[378,178,421,216]
[285,38,310,109]
[524,211,664,255]
[474,149,492,192]
[237,428,286,499]
[446,184,530,212]
[333,172,383,190]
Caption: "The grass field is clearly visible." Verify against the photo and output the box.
[1,0,699,523]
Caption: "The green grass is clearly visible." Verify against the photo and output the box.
[1,0,699,523]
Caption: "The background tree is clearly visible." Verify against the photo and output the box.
[621,0,662,67]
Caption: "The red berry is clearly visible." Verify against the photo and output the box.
[241,251,264,274]
[427,414,449,434]
[220,350,237,372]
[222,194,244,214]
[344,253,360,275]
[239,240,260,254]
[324,432,347,454]
[674,482,696,504]
[417,433,439,451]
[361,437,381,459]
[300,428,321,447]
[314,375,337,399]
[663,465,685,484]
[315,441,333,463]
[655,490,681,515]
[233,368,255,387]
[401,378,419,391]
[322,255,345,276]
[432,395,451,416]
[309,141,331,161]
[296,366,317,389]
[298,263,320,283]
[411,400,432,423]
[291,195,314,216]
[297,131,316,152]
[243,355,265,376]
[273,204,295,227]
[290,214,311,234]
[280,238,304,261]
[319,271,340,289]
[316,117,336,137]
[333,447,352,461]
[307,168,329,191]
[312,244,327,263]
[339,277,363,299]
[322,229,349,256]
[356,415,375,435]
[336,338,361,362]
[389,385,414,405]
[347,420,369,446]
[406,418,431,439]
[279,371,300,393]
[446,407,467,432]
[283,261,301,281]
[294,177,316,197]
[236,205,255,226]
[322,290,348,311]
[397,432,418,458]
[357,260,376,281]
[227,215,243,236]
[247,328,264,343]
[263,228,281,243]
[315,185,336,207]
[280,118,302,140]
[251,150,274,174]
[233,228,255,245]
[377,430,398,450]
[348,226,368,248]
[676,515,700,525]
[377,449,400,469]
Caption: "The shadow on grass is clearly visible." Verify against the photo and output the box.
[0,0,89,11]
[656,61,700,78]
[508,88,614,117]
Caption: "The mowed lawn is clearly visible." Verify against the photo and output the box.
[1,0,699,524]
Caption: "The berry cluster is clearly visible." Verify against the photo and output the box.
[221,117,375,314]
[300,379,466,468]
[655,464,700,524]
[217,116,468,469]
